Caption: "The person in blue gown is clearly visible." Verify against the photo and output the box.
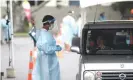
[32,15,62,80]
[0,15,11,43]
[99,12,106,21]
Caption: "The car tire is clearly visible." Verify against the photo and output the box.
[76,73,79,80]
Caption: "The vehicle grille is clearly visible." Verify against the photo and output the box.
[101,72,133,80]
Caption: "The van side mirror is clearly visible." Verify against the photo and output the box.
[72,37,80,47]
[70,46,80,53]
[70,37,80,53]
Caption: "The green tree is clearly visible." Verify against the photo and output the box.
[111,2,133,16]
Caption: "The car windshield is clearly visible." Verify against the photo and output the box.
[86,29,133,55]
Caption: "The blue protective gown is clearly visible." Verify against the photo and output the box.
[99,16,106,21]
[32,29,60,80]
[0,19,11,40]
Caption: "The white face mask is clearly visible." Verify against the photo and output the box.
[49,24,54,30]
[49,20,57,30]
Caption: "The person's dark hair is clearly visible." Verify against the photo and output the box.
[42,15,55,26]
[68,10,72,13]
[68,10,74,14]
[78,14,81,18]
[100,12,105,17]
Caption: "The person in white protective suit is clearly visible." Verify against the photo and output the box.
[62,10,78,51]
[76,14,81,37]
[32,15,62,80]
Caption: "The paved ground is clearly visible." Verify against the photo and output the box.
[1,37,80,80]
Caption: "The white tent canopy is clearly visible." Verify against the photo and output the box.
[80,0,133,8]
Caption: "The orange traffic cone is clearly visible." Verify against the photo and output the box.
[28,51,33,80]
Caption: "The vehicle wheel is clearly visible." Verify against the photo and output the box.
[76,74,79,80]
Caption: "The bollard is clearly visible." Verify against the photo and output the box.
[6,67,15,78]
[1,72,4,80]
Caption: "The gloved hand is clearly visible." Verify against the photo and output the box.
[56,45,62,51]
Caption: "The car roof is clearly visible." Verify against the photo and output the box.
[84,20,133,29]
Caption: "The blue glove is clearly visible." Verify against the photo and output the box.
[56,45,62,51]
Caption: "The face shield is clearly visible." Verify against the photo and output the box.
[42,19,58,35]
[42,19,57,30]
[49,23,54,30]
[49,19,58,31]
[49,20,59,36]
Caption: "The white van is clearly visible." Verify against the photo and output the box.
[71,20,133,80]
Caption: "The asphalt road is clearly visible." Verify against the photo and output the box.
[1,37,80,80]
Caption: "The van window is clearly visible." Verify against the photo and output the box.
[85,29,133,55]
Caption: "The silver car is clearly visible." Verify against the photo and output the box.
[71,21,133,80]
